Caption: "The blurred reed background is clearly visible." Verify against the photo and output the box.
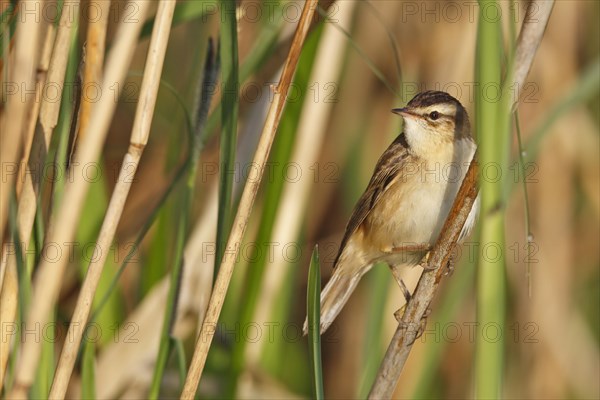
[0,0,598,398]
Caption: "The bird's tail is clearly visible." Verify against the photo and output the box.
[303,257,371,335]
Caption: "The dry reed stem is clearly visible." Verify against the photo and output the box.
[39,0,81,139]
[0,23,57,386]
[7,2,150,396]
[75,0,111,143]
[49,1,175,397]
[15,25,55,198]
[0,256,18,388]
[0,24,55,290]
[511,0,554,111]
[180,0,319,397]
[246,0,355,366]
[0,0,43,261]
[368,157,479,399]
[0,1,46,388]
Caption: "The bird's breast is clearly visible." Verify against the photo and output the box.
[362,138,476,263]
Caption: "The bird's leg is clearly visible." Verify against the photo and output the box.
[387,243,433,269]
[389,265,412,322]
[390,265,411,300]
[389,243,431,254]
[389,264,432,344]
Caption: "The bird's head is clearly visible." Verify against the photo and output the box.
[392,91,472,154]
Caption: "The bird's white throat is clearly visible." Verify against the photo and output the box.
[403,118,452,157]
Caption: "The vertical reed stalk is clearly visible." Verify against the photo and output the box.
[242,1,352,382]
[14,25,55,199]
[475,1,553,397]
[179,1,319,397]
[307,246,324,400]
[214,0,239,278]
[74,0,111,143]
[0,0,43,247]
[474,1,506,397]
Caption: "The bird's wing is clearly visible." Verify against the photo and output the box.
[333,133,413,267]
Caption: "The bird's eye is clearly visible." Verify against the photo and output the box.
[429,111,440,120]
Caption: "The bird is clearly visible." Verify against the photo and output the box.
[304,90,479,335]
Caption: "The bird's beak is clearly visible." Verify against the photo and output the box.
[391,107,418,118]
